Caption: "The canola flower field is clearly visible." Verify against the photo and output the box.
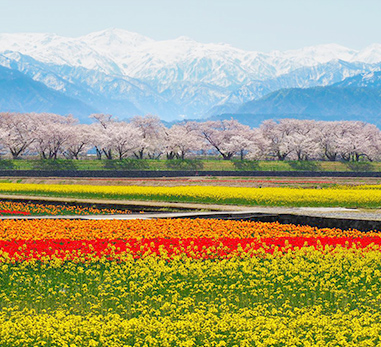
[1,218,381,346]
[1,182,381,207]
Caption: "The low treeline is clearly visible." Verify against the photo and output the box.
[0,112,380,162]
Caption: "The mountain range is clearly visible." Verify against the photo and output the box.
[1,29,381,123]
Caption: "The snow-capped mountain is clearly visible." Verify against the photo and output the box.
[333,70,381,88]
[352,44,381,64]
[1,28,381,121]
[216,59,378,108]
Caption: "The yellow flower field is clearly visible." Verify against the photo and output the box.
[0,246,381,346]
[0,182,381,207]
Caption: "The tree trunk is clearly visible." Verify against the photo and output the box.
[95,147,102,160]
[222,153,233,160]
[277,152,288,161]
[134,149,144,159]
[103,149,113,160]
[166,151,176,160]
[325,151,337,161]
[11,151,21,160]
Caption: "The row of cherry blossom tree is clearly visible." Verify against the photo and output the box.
[0,112,380,161]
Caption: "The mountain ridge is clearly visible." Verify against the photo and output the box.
[1,29,381,121]
[0,64,96,117]
[213,85,381,127]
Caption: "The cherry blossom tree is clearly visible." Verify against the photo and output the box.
[131,115,166,159]
[244,128,271,160]
[105,122,143,160]
[315,121,343,161]
[196,119,252,160]
[89,115,144,160]
[335,121,380,162]
[89,114,118,159]
[164,123,200,159]
[89,113,115,128]
[365,128,381,162]
[0,112,37,159]
[0,111,380,164]
[282,119,320,160]
[62,124,93,160]
[259,120,294,160]
[31,113,77,159]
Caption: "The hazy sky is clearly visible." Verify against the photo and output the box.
[0,0,380,52]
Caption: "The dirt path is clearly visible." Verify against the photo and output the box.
[0,193,247,212]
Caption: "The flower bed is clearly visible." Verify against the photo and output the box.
[0,200,131,216]
[0,219,380,346]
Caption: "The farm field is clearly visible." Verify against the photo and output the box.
[3,175,381,189]
[1,181,381,208]
[1,179,380,346]
[4,175,381,188]
[0,219,381,346]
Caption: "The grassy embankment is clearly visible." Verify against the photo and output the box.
[0,159,379,171]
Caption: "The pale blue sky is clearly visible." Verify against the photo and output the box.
[0,0,380,51]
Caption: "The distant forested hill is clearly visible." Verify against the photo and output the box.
[0,65,96,119]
